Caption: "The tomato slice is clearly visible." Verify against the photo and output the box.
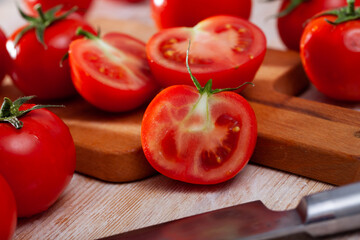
[141,85,257,184]
[146,15,266,90]
[69,32,159,112]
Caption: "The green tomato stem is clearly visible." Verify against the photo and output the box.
[76,27,99,40]
[185,40,254,96]
[0,96,64,129]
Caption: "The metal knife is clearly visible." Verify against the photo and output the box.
[99,181,360,240]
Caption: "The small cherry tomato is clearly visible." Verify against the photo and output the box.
[141,51,257,185]
[6,6,96,100]
[300,1,360,101]
[147,15,266,90]
[0,175,17,240]
[23,0,93,16]
[0,28,9,83]
[0,96,76,217]
[276,0,360,51]
[151,0,252,29]
[69,29,159,112]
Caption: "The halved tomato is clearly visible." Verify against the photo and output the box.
[146,15,266,90]
[69,30,159,112]
[141,84,257,185]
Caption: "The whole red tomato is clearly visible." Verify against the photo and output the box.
[24,0,93,16]
[151,0,252,29]
[147,15,266,90]
[277,0,360,51]
[6,6,95,100]
[141,52,257,184]
[300,1,360,101]
[0,28,9,83]
[69,29,159,112]
[0,96,76,217]
[0,175,17,240]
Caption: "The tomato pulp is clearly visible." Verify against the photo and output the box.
[141,85,257,185]
[147,15,266,90]
[151,0,252,29]
[69,31,159,112]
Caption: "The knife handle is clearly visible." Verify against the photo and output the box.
[297,181,360,237]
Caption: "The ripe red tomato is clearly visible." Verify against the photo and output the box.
[0,28,9,83]
[23,0,93,16]
[300,5,360,101]
[151,0,252,29]
[0,175,17,240]
[0,97,76,217]
[69,30,159,112]
[6,7,95,100]
[141,83,257,184]
[147,15,266,90]
[277,0,360,51]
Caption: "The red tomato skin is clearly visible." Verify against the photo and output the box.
[0,106,76,217]
[0,175,17,240]
[6,14,96,100]
[151,0,252,29]
[300,16,360,101]
[277,0,360,51]
[24,0,93,16]
[146,15,266,90]
[69,33,159,112]
[141,85,257,185]
[0,28,9,83]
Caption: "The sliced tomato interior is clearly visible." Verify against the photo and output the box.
[149,15,266,73]
[72,34,152,90]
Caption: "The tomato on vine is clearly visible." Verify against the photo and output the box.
[0,96,76,217]
[274,0,360,51]
[141,45,257,185]
[6,5,95,100]
[300,0,360,101]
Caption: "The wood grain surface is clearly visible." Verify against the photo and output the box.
[6,18,359,240]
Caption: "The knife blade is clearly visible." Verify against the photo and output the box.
[99,181,360,240]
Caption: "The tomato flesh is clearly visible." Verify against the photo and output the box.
[147,15,266,90]
[141,85,257,184]
[69,33,159,112]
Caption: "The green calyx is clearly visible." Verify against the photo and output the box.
[15,4,78,48]
[185,41,254,96]
[317,0,360,25]
[0,96,64,129]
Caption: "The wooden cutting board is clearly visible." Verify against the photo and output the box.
[1,19,360,185]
